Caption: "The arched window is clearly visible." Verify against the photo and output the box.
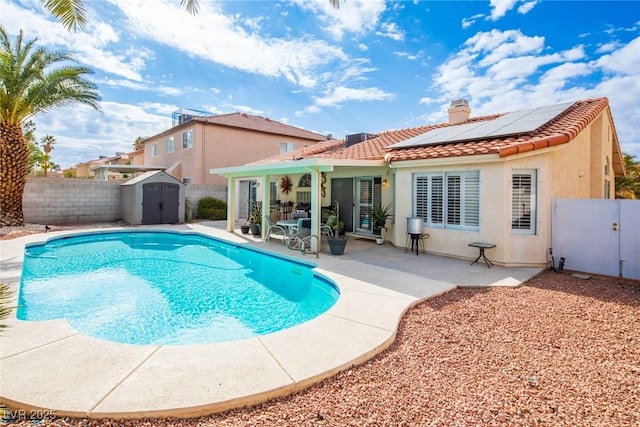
[298,173,312,187]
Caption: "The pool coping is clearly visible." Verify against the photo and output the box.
[0,225,457,419]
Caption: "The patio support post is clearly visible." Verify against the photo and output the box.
[226,176,236,232]
[261,174,270,239]
[310,169,321,252]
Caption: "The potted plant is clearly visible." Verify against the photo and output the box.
[249,202,262,236]
[371,203,392,241]
[325,203,347,255]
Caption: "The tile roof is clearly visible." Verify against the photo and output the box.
[194,112,326,141]
[250,97,611,165]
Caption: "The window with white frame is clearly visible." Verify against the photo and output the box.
[414,171,479,230]
[511,170,537,234]
[151,142,158,157]
[182,129,193,149]
[182,177,192,184]
[166,136,174,153]
[280,142,295,154]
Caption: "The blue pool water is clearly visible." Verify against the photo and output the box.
[18,231,339,345]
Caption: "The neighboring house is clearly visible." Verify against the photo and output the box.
[213,97,625,267]
[141,111,327,186]
[76,150,161,181]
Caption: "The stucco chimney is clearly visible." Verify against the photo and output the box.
[448,99,470,124]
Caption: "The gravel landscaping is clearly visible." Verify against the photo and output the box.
[3,228,639,426]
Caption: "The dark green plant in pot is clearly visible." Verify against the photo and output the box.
[371,203,392,236]
[326,202,347,255]
[249,202,262,235]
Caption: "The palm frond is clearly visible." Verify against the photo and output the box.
[43,0,87,32]
[0,283,16,333]
[180,0,200,15]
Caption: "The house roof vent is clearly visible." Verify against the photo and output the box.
[345,132,376,147]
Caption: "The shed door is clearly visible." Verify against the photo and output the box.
[143,183,163,225]
[162,183,180,224]
[142,182,180,224]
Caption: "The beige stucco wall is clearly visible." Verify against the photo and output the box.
[388,109,615,266]
[144,122,322,186]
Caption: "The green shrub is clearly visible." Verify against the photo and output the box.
[196,197,227,219]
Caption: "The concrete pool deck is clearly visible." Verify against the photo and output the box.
[0,223,542,419]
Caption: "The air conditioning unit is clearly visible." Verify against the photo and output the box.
[345,133,376,147]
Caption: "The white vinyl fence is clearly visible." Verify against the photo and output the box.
[552,199,640,279]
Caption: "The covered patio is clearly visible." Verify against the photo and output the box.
[211,158,393,253]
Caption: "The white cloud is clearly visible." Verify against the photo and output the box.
[95,78,184,96]
[394,51,418,61]
[462,14,485,29]
[32,101,173,167]
[1,1,148,81]
[314,86,395,107]
[107,0,348,88]
[596,42,619,54]
[517,1,538,15]
[376,22,404,41]
[429,30,640,157]
[466,30,546,66]
[299,85,395,115]
[418,97,437,105]
[289,0,387,40]
[231,105,265,115]
[489,0,518,20]
[595,36,640,74]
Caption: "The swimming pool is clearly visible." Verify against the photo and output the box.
[18,231,339,345]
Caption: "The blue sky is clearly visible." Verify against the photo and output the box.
[3,0,639,168]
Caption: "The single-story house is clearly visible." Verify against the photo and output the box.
[212,97,625,267]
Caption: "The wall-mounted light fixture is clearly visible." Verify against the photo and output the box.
[382,178,389,188]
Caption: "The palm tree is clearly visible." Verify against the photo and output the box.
[44,0,341,32]
[41,134,56,154]
[133,135,144,151]
[615,154,640,199]
[38,152,53,177]
[0,27,100,226]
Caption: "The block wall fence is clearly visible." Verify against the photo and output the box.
[23,178,227,225]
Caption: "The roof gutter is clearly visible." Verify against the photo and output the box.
[210,158,385,178]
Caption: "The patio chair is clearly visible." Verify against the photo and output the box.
[264,216,289,244]
[286,218,314,252]
[320,224,333,237]
[321,216,335,237]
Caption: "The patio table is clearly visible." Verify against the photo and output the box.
[276,219,299,234]
[469,242,496,268]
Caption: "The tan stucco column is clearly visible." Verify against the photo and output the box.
[226,176,236,232]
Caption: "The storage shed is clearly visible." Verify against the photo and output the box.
[121,171,185,225]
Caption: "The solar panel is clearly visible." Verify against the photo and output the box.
[389,101,574,149]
